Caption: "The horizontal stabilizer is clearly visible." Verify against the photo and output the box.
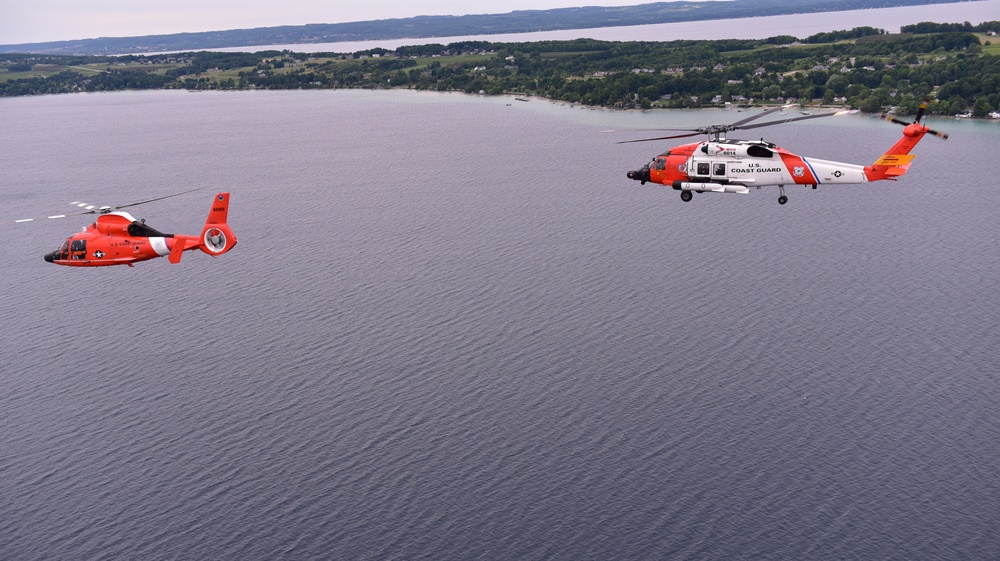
[866,152,916,181]
[168,235,199,264]
[883,165,912,177]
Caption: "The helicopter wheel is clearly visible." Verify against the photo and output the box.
[778,195,788,205]
[680,190,693,202]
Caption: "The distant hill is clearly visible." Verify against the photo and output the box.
[0,0,967,55]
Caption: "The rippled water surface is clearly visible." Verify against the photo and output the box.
[1,90,998,560]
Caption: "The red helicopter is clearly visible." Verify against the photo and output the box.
[15,189,237,267]
[621,100,948,205]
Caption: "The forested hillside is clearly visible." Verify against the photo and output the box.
[0,0,970,55]
[2,26,998,116]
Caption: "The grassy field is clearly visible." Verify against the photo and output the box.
[0,61,187,82]
[408,53,493,69]
[0,64,105,81]
[977,34,1000,55]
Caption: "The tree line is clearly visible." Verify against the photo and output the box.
[0,0,968,55]
[2,26,999,116]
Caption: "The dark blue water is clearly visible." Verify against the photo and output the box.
[1,90,998,560]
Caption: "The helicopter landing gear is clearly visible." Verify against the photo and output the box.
[778,186,788,205]
[680,190,693,202]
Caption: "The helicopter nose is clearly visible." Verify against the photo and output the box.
[43,251,56,263]
[627,166,650,184]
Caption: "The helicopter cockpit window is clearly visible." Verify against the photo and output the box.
[747,145,773,158]
[654,158,666,171]
[70,239,87,259]
[696,162,710,175]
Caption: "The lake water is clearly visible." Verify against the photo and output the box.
[1,89,998,560]
[213,0,1000,53]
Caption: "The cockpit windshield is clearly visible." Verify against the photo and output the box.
[50,240,71,261]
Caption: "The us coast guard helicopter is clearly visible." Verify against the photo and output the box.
[14,189,237,267]
[621,101,948,205]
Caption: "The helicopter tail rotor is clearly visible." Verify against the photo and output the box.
[880,98,949,140]
[866,99,948,181]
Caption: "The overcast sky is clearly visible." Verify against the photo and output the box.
[1,0,656,45]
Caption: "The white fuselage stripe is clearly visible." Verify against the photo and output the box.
[150,237,170,256]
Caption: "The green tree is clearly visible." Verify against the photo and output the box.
[972,96,993,117]
[825,74,850,96]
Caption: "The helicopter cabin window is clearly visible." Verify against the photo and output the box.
[696,162,710,176]
[70,239,87,259]
[654,157,666,171]
[713,163,726,176]
[747,145,773,158]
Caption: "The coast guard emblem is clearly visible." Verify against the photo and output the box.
[793,166,805,178]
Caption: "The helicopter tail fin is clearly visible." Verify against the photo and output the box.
[197,192,237,257]
[865,104,947,182]
[167,192,237,264]
[864,126,927,181]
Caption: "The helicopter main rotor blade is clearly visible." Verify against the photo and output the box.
[104,187,207,212]
[13,205,114,223]
[727,105,791,128]
[735,109,857,132]
[607,107,791,136]
[603,127,702,133]
[13,213,74,223]
[12,187,207,224]
[616,131,703,144]
[618,109,857,143]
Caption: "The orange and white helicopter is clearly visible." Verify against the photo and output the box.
[621,101,948,205]
[14,189,237,267]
